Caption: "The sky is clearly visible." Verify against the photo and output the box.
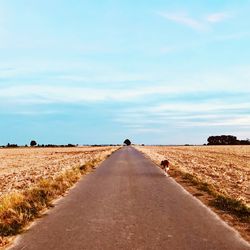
[0,0,250,145]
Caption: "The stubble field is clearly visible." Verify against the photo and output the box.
[135,145,250,207]
[0,146,118,198]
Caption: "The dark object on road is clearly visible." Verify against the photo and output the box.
[160,160,170,173]
[123,139,131,146]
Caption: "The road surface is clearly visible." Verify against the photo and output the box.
[10,147,249,250]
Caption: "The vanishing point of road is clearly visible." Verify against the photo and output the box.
[10,147,249,250]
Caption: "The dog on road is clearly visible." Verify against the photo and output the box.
[160,160,170,176]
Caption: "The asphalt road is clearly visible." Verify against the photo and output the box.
[10,147,249,250]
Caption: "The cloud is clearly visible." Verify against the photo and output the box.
[144,102,250,113]
[0,62,156,85]
[158,11,231,31]
[0,84,187,104]
[181,116,250,127]
[158,12,205,31]
[206,12,230,23]
[56,73,152,84]
[1,67,249,105]
[115,100,250,130]
[0,110,59,115]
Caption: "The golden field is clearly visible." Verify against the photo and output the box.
[135,145,250,207]
[0,146,118,198]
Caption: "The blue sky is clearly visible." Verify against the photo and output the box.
[0,0,249,145]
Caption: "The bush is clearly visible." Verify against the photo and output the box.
[30,140,37,147]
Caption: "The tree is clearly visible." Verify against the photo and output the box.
[207,135,240,145]
[123,139,131,146]
[6,143,18,148]
[30,140,37,147]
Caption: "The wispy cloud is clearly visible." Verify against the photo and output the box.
[0,84,186,104]
[0,110,59,115]
[158,12,205,31]
[181,116,250,127]
[56,73,152,84]
[158,11,231,31]
[142,102,250,113]
[206,12,230,23]
[115,100,250,130]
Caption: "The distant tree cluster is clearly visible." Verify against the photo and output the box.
[30,140,37,147]
[207,135,250,145]
[123,139,131,146]
[6,143,18,148]
[36,144,77,148]
[1,141,78,148]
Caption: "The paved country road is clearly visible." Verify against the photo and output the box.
[10,147,249,250]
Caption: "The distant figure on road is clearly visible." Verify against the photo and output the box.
[160,160,170,176]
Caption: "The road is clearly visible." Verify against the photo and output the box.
[10,146,249,250]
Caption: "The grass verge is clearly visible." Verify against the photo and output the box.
[0,154,114,248]
[210,195,250,222]
[173,170,250,223]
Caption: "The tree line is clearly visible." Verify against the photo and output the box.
[0,140,121,148]
[1,141,77,148]
[207,135,250,145]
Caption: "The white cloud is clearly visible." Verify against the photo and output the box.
[181,116,250,127]
[206,12,230,23]
[158,12,205,31]
[158,11,232,31]
[115,100,250,130]
[2,63,249,105]
[56,73,152,84]
[145,102,250,113]
[0,84,187,104]
[0,110,59,115]
[0,61,156,85]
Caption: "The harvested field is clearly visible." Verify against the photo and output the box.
[135,145,250,207]
[0,146,118,198]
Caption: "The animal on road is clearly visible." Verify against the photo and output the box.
[160,160,170,175]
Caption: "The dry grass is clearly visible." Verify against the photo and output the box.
[0,167,82,236]
[135,145,250,207]
[0,146,118,198]
[0,146,119,247]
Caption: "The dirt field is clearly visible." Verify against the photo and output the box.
[0,146,118,198]
[135,145,250,207]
